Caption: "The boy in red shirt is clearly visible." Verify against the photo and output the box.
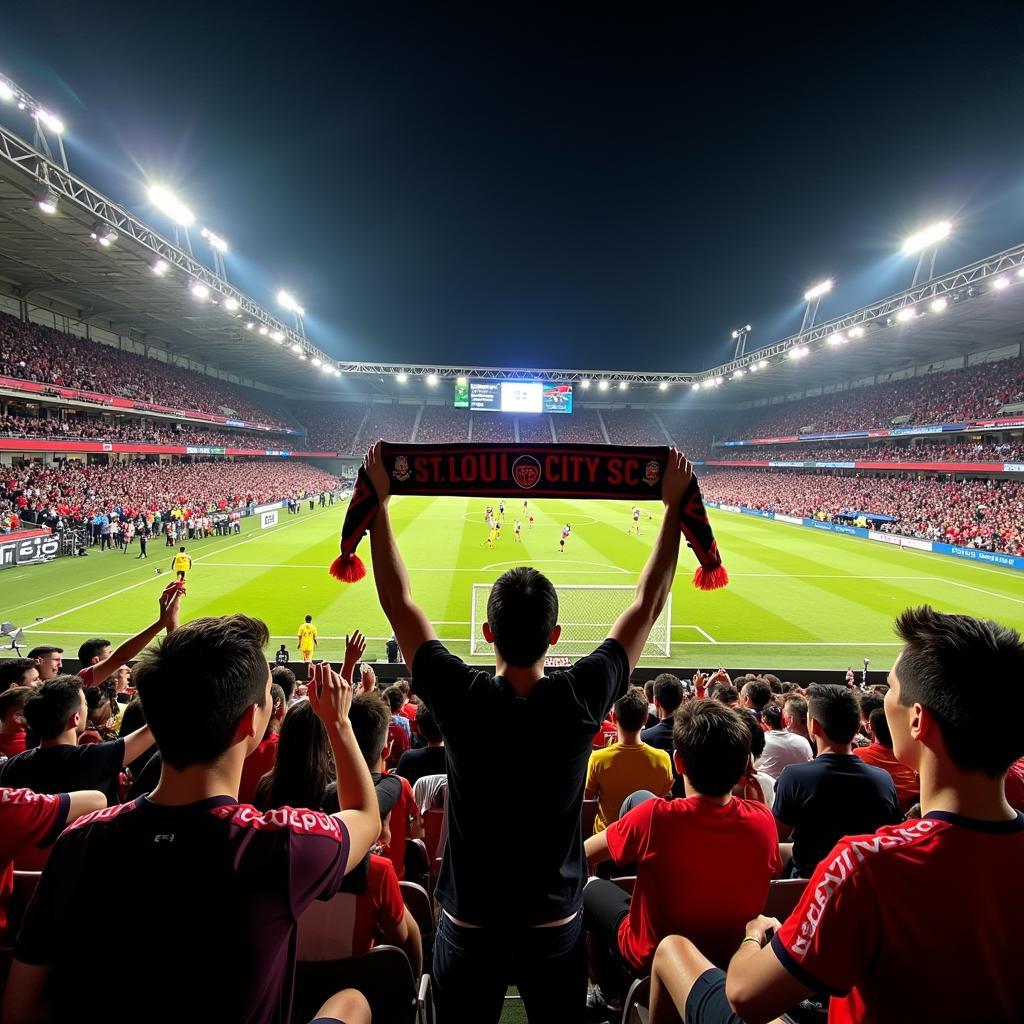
[584,700,780,1008]
[646,605,1024,1024]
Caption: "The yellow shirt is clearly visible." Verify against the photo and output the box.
[297,623,318,650]
[172,554,191,572]
[586,742,673,832]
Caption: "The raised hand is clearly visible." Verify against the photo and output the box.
[342,630,366,682]
[358,662,377,694]
[661,446,694,509]
[364,440,391,504]
[307,661,353,733]
[157,580,184,633]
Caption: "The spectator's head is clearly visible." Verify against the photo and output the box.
[271,665,296,702]
[780,681,796,694]
[869,708,894,750]
[382,685,405,715]
[807,684,861,748]
[738,708,766,761]
[134,615,271,772]
[349,691,391,770]
[393,679,411,698]
[888,606,1024,778]
[119,696,146,736]
[858,692,885,738]
[304,614,312,624]
[265,682,286,737]
[672,700,751,797]
[0,658,40,691]
[613,687,649,735]
[110,664,131,694]
[740,679,772,713]
[709,683,739,707]
[652,673,684,716]
[484,567,560,668]
[416,704,443,745]
[783,695,808,733]
[23,675,86,741]
[763,673,781,690]
[762,702,784,731]
[85,682,115,729]
[265,699,335,810]
[28,645,63,681]
[0,686,31,733]
[644,680,655,703]
[78,638,111,667]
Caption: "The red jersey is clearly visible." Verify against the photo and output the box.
[0,730,27,759]
[398,702,418,721]
[853,743,919,810]
[592,718,616,749]
[239,733,280,806]
[382,774,418,880]
[605,795,781,971]
[1005,759,1024,812]
[1,788,69,940]
[773,812,1024,1023]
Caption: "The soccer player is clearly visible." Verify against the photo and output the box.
[559,523,570,553]
[495,521,502,542]
[498,501,505,522]
[528,514,535,529]
[522,499,528,514]
[296,614,318,663]
[631,506,641,536]
[514,519,522,542]
[171,546,192,582]
[486,522,497,549]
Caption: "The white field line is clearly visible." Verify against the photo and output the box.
[191,562,632,574]
[931,578,1024,606]
[21,509,334,629]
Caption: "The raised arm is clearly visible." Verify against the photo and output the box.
[609,448,691,672]
[364,442,436,665]
[307,660,381,872]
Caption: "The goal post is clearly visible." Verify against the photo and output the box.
[470,584,671,660]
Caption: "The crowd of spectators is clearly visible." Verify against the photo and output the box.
[414,405,470,444]
[701,468,1024,553]
[298,403,368,452]
[517,414,554,443]
[708,440,1024,464]
[0,312,290,427]
[469,412,516,443]
[554,407,606,443]
[602,408,666,447]
[352,405,420,451]
[2,458,341,531]
[721,354,1024,441]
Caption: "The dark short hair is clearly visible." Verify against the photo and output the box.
[0,685,32,719]
[382,685,405,714]
[763,674,781,687]
[614,687,649,732]
[27,646,63,660]
[895,606,1024,776]
[271,665,296,702]
[653,673,684,714]
[24,675,84,741]
[761,702,784,730]
[416,703,443,744]
[135,615,270,770]
[742,679,773,712]
[869,708,893,749]
[673,700,751,797]
[783,694,808,725]
[859,692,884,723]
[119,696,146,735]
[807,684,861,745]
[0,658,37,691]
[179,546,185,552]
[305,614,312,623]
[709,683,739,706]
[78,638,110,665]
[486,567,558,667]
[85,681,114,714]
[780,681,795,694]
[739,708,766,759]
[644,680,655,700]
[394,679,410,696]
[349,691,391,768]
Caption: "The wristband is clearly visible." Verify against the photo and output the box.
[741,935,762,947]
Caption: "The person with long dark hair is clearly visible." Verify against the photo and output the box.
[252,699,335,811]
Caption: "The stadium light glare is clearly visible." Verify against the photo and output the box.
[333,368,342,377]
[36,109,64,134]
[456,376,467,385]
[223,297,239,312]
[732,370,744,379]
[692,382,701,390]
[396,372,408,383]
[803,279,833,302]
[290,342,301,353]
[270,331,285,342]
[258,325,269,336]
[36,188,58,214]
[993,276,1011,291]
[748,363,759,373]
[828,332,845,346]
[581,379,591,389]
[848,326,865,338]
[930,297,948,313]
[320,363,333,373]
[189,281,210,301]
[1017,267,1024,280]
[147,185,195,227]
[90,222,118,247]
[598,380,609,391]
[895,306,916,321]
[788,346,808,360]
[298,354,307,361]
[0,81,14,102]
[150,259,169,276]
[618,381,628,390]
[311,357,322,367]
[244,320,255,330]
[659,381,668,391]
[426,373,438,386]
[277,290,305,316]
[902,220,951,255]
[200,227,229,253]
[758,360,768,369]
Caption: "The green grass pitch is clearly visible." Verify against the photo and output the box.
[4,497,1023,672]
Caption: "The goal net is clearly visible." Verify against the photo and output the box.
[470,584,671,659]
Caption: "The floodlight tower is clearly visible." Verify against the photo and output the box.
[278,290,307,338]
[0,73,69,171]
[903,220,951,288]
[731,324,752,360]
[801,278,833,332]
[200,227,229,279]
[147,185,195,256]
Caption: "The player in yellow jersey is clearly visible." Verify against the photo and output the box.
[171,546,192,581]
[296,614,318,663]
[486,524,498,548]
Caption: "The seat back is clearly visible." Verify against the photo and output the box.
[763,878,808,922]
[293,945,418,1024]
[399,880,434,946]
[621,974,651,1024]
[296,889,361,962]
[422,808,446,875]
[404,838,431,893]
[581,797,599,839]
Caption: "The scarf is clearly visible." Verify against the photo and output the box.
[330,442,728,590]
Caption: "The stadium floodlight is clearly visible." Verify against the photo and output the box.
[244,320,255,330]
[189,281,210,301]
[828,332,845,346]
[90,223,118,247]
[258,325,269,336]
[299,353,307,361]
[320,362,333,373]
[0,80,14,102]
[277,290,305,317]
[659,381,668,391]
[36,109,64,134]
[748,362,759,372]
[930,297,948,313]
[902,220,951,255]
[396,372,408,383]
[788,346,808,360]
[618,381,628,390]
[457,376,467,385]
[290,342,301,353]
[895,306,916,321]
[426,373,438,386]
[732,370,744,379]
[803,279,833,302]
[200,227,228,253]
[223,297,239,312]
[333,368,341,376]
[848,326,865,339]
[148,185,195,227]
[598,380,609,391]
[581,379,591,389]
[150,259,169,276]
[692,382,701,390]
[311,357,322,367]
[1017,267,1024,280]
[36,187,58,214]
[993,276,1011,291]
[758,360,768,369]
[271,330,285,342]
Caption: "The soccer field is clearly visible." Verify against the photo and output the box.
[4,497,1024,672]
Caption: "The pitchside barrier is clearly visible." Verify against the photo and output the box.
[470,583,672,658]
[705,502,1024,573]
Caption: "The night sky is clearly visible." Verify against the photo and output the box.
[3,5,1024,372]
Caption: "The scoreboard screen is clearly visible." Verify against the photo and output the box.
[463,381,573,414]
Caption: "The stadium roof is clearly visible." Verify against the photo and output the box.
[1,109,1023,404]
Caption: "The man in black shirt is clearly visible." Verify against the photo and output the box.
[773,683,902,878]
[363,440,693,1024]
[396,704,447,786]
[640,673,686,797]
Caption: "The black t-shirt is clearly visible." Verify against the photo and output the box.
[395,745,447,787]
[16,796,350,1024]
[411,637,629,926]
[321,772,402,820]
[640,718,684,798]
[773,752,903,878]
[0,739,125,804]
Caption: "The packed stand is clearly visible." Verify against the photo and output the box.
[352,404,420,450]
[701,468,1024,553]
[708,440,1024,464]
[469,412,516,443]
[657,409,713,458]
[721,354,1024,440]
[553,407,606,443]
[298,402,367,452]
[517,414,554,442]
[414,405,470,443]
[602,408,666,447]
[0,311,289,426]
